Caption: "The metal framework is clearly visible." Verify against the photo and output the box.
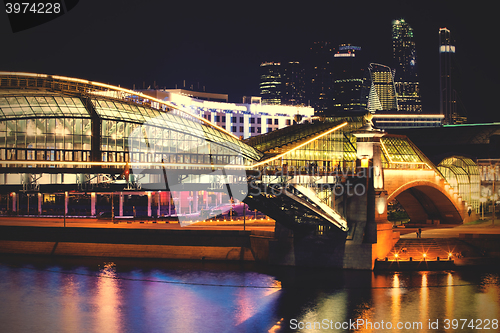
[438,156,481,212]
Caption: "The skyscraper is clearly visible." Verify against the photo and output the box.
[332,44,369,112]
[392,19,422,112]
[439,28,466,124]
[367,63,398,112]
[260,62,282,105]
[282,61,306,106]
[308,41,335,115]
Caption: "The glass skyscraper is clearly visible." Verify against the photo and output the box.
[259,62,282,105]
[281,61,306,106]
[367,63,398,112]
[308,41,335,116]
[439,28,466,124]
[392,19,422,112]
[259,61,306,107]
[332,44,369,112]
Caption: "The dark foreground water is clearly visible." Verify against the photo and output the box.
[0,256,499,333]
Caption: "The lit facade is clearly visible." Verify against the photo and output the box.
[392,19,422,113]
[0,72,261,217]
[367,63,398,112]
[260,62,282,105]
[372,114,444,130]
[143,89,314,139]
[332,44,369,112]
[477,159,500,215]
[438,156,480,213]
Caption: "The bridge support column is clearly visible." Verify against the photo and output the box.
[168,191,171,216]
[11,192,16,212]
[352,117,398,268]
[64,191,68,216]
[119,192,124,217]
[91,192,96,216]
[147,192,152,217]
[157,192,161,217]
[38,193,42,215]
[193,191,198,212]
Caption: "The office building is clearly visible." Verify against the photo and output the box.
[367,63,398,112]
[332,44,369,112]
[308,41,335,116]
[281,61,306,106]
[439,28,466,124]
[144,89,314,139]
[392,19,422,112]
[259,62,282,105]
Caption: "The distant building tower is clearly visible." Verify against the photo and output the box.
[282,61,306,106]
[439,28,466,124]
[367,63,398,112]
[308,41,335,116]
[392,19,422,112]
[260,62,282,105]
[332,44,369,112]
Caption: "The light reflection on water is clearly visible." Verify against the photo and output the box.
[0,256,499,333]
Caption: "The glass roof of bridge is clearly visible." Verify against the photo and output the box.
[0,91,89,119]
[0,88,262,162]
[380,135,428,165]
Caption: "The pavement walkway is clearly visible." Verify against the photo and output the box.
[400,219,500,239]
[0,216,275,231]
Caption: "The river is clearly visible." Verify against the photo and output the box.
[0,255,499,332]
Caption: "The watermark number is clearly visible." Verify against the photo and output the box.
[5,2,61,14]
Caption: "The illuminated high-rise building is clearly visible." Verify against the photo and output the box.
[367,63,398,112]
[332,44,369,112]
[282,61,306,106]
[260,62,282,105]
[308,41,334,115]
[439,28,466,124]
[392,19,422,112]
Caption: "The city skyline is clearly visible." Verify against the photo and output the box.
[1,1,498,122]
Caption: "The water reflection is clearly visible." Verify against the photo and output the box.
[446,272,453,321]
[420,272,428,325]
[96,262,122,333]
[0,256,499,333]
[391,273,401,325]
[477,273,500,321]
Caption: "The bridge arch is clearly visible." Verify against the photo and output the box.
[387,179,465,224]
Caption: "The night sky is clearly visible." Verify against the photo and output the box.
[1,1,498,122]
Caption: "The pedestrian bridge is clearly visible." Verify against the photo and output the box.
[0,72,481,269]
[0,72,478,230]
[244,121,478,231]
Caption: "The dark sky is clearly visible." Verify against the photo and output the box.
[1,0,498,122]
